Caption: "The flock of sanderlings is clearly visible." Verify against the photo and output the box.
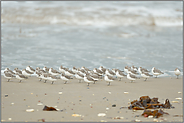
[3,65,181,86]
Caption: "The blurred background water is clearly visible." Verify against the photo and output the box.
[1,1,183,76]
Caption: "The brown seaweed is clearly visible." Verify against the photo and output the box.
[128,96,174,110]
[142,109,169,118]
[43,105,57,111]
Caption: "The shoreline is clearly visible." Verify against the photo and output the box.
[1,76,183,122]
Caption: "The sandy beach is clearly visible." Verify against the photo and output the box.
[1,76,183,122]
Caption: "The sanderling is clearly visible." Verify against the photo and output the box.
[93,68,103,75]
[174,68,181,79]
[4,68,15,75]
[22,69,34,77]
[124,66,130,73]
[127,73,139,82]
[138,67,149,74]
[105,69,115,76]
[99,66,106,74]
[141,72,153,81]
[43,66,49,72]
[116,70,126,81]
[48,75,58,84]
[84,75,95,86]
[4,71,15,82]
[131,66,138,72]
[72,66,78,74]
[64,69,75,77]
[26,66,35,73]
[49,68,61,76]
[15,73,28,82]
[75,72,84,83]
[151,67,164,78]
[14,68,22,74]
[60,74,73,84]
[104,74,115,86]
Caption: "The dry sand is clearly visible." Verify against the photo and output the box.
[1,76,183,122]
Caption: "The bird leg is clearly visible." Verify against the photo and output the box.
[108,82,110,86]
[64,81,67,84]
[7,79,10,82]
[144,78,147,81]
[39,78,42,81]
[177,75,179,79]
[19,80,22,83]
[87,83,89,86]
[44,80,47,83]
[93,81,95,84]
[52,81,54,84]
[119,78,121,81]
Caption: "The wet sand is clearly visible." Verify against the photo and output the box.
[1,76,183,122]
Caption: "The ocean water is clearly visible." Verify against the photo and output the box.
[1,1,183,77]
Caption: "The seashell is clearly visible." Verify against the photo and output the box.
[124,92,129,94]
[178,92,182,94]
[175,97,182,100]
[37,103,43,106]
[59,92,62,95]
[172,101,179,103]
[8,118,12,121]
[108,92,111,94]
[72,114,81,117]
[98,113,106,117]
[26,109,34,112]
[148,115,153,118]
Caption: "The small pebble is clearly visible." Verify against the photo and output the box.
[11,103,14,105]
[5,94,8,97]
[112,104,116,107]
[106,108,109,110]
[108,92,111,94]
[8,118,12,121]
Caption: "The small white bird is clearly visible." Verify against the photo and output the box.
[116,70,126,81]
[4,71,15,82]
[47,75,58,84]
[127,73,139,83]
[60,74,73,84]
[15,73,28,82]
[75,72,84,83]
[22,69,34,77]
[84,75,95,86]
[49,68,61,76]
[26,66,35,73]
[174,68,181,79]
[151,67,164,78]
[105,69,115,76]
[104,75,115,86]
[141,72,153,81]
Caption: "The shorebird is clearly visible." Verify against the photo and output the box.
[84,75,95,86]
[124,66,130,73]
[26,66,35,73]
[49,68,61,76]
[60,74,73,84]
[131,66,138,72]
[36,71,42,81]
[174,68,181,79]
[43,66,49,72]
[64,69,75,77]
[151,67,164,78]
[88,73,99,84]
[138,67,149,74]
[15,73,28,82]
[59,65,66,73]
[127,68,139,76]
[4,71,15,82]
[4,68,15,75]
[14,68,22,74]
[141,72,153,81]
[104,74,115,86]
[48,75,58,84]
[105,69,115,76]
[75,72,84,83]
[72,66,78,74]
[22,69,34,77]
[99,66,106,74]
[40,73,51,83]
[127,73,139,82]
[81,66,90,72]
[93,68,103,75]
[116,70,126,81]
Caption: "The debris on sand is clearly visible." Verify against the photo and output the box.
[98,113,106,117]
[128,96,174,110]
[142,109,169,118]
[43,105,57,111]
[26,109,34,112]
[72,114,82,117]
